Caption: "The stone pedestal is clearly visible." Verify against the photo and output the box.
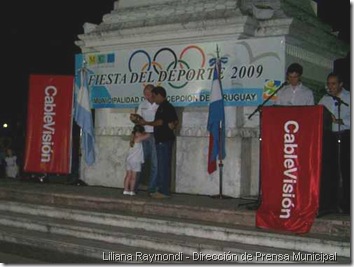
[76,0,348,198]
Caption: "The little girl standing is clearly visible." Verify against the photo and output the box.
[123,125,149,195]
[5,148,19,178]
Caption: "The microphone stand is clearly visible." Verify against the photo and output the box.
[248,82,287,120]
[333,96,346,213]
[241,82,287,209]
[325,91,349,213]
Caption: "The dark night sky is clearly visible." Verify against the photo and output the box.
[0,0,351,134]
[1,0,116,128]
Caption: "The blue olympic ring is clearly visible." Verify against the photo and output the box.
[128,50,151,73]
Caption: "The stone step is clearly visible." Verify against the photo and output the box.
[0,248,46,264]
[0,181,350,239]
[0,240,100,264]
[4,223,345,264]
[0,201,349,260]
[0,225,189,263]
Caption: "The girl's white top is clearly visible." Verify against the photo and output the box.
[126,142,144,164]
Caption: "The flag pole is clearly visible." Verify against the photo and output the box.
[211,45,231,200]
[211,104,231,199]
[74,58,96,167]
[216,46,223,197]
[218,121,224,196]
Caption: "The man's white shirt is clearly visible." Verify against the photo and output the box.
[137,100,158,133]
[318,89,350,132]
[275,83,314,106]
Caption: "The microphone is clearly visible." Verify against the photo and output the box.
[325,92,340,100]
[248,80,288,120]
[326,92,349,106]
[282,81,288,86]
[274,81,288,92]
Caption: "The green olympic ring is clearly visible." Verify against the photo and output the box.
[166,59,190,89]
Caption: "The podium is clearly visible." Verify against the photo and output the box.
[256,106,333,234]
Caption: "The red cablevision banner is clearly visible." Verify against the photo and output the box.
[256,106,326,234]
[24,75,74,174]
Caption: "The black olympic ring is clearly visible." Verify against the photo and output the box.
[153,48,178,74]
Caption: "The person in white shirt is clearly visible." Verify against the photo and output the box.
[318,72,350,214]
[123,125,150,196]
[275,63,314,106]
[133,84,159,194]
[5,148,19,178]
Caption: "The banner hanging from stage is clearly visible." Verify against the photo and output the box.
[24,74,74,174]
[256,106,325,234]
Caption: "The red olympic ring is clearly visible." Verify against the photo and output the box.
[179,45,206,69]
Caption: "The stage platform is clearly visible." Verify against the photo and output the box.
[0,177,349,240]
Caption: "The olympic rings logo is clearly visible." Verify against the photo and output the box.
[128,45,208,89]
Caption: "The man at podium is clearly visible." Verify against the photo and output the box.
[275,63,314,106]
[318,72,351,214]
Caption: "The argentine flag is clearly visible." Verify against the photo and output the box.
[207,59,226,174]
[74,69,96,165]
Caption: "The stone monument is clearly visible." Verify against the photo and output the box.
[75,0,348,198]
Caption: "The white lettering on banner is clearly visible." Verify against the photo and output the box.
[92,96,142,105]
[280,120,299,219]
[167,94,199,103]
[92,93,258,106]
[223,93,257,102]
[41,86,57,163]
